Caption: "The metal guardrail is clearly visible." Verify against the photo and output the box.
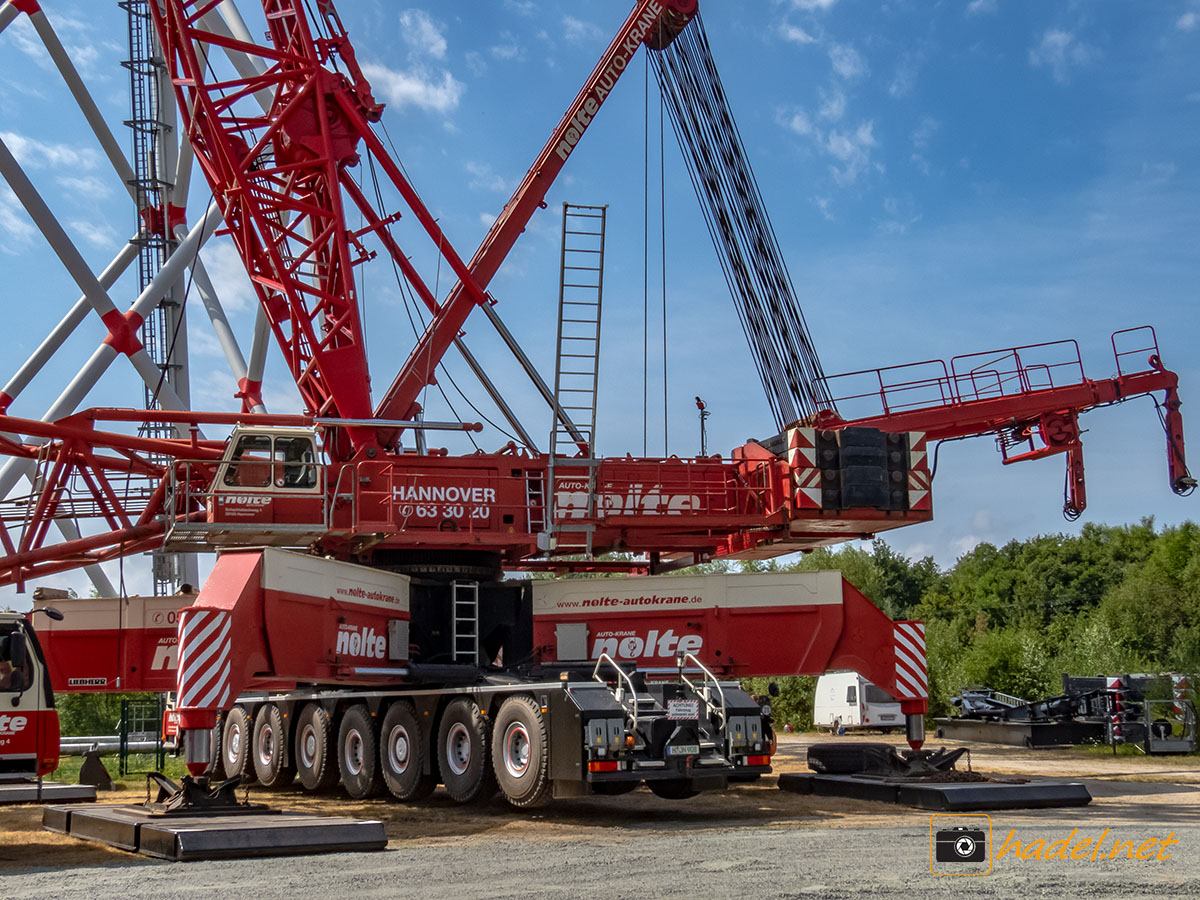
[592,652,641,737]
[678,651,727,729]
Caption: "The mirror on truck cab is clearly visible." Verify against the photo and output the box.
[0,628,29,694]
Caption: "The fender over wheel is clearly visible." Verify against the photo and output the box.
[338,704,384,799]
[491,695,551,809]
[379,702,437,801]
[294,703,339,792]
[253,703,296,789]
[221,705,254,783]
[437,698,497,804]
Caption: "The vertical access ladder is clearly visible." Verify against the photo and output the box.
[547,203,608,556]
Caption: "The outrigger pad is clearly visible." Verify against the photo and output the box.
[43,805,388,861]
[0,781,95,805]
[778,773,1092,811]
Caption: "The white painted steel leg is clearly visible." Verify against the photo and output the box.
[246,306,271,390]
[0,3,20,34]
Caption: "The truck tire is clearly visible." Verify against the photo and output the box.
[206,712,226,780]
[437,698,497,804]
[253,703,296,788]
[647,779,699,800]
[222,705,254,783]
[491,696,551,809]
[338,704,384,798]
[379,702,436,801]
[295,703,339,792]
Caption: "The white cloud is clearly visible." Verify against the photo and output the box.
[782,108,814,136]
[198,240,256,314]
[813,195,835,221]
[1178,12,1198,31]
[360,63,464,114]
[824,121,878,185]
[466,162,511,192]
[966,0,997,15]
[0,185,35,248]
[780,24,817,45]
[491,31,523,61]
[0,132,99,170]
[789,0,839,9]
[504,0,536,14]
[399,9,448,60]
[875,196,921,235]
[911,116,940,150]
[818,86,846,121]
[56,175,114,198]
[889,53,919,98]
[828,43,868,81]
[479,212,498,228]
[68,220,117,248]
[1029,29,1099,85]
[563,16,605,44]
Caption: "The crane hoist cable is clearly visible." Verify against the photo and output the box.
[650,13,836,430]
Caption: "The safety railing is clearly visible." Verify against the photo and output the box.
[678,651,727,730]
[813,332,1160,422]
[593,652,642,737]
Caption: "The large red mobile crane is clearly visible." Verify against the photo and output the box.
[0,0,1190,807]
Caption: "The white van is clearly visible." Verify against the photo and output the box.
[813,671,903,733]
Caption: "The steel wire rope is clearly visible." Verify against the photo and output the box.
[650,15,836,430]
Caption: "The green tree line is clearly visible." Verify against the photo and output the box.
[746,519,1200,729]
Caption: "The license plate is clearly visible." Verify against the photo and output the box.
[879,715,896,721]
[667,699,700,720]
[668,744,700,756]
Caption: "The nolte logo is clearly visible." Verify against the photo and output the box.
[336,624,385,660]
[592,628,702,660]
[0,715,28,735]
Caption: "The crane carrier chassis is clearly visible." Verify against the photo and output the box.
[34,553,928,808]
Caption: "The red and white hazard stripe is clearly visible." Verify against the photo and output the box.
[177,608,232,711]
[893,621,928,699]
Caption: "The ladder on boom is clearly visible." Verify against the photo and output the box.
[547,204,608,557]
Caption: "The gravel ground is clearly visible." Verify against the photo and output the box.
[1,735,1197,899]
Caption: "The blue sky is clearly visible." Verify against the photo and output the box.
[0,0,1197,599]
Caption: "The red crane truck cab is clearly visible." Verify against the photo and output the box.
[0,609,61,779]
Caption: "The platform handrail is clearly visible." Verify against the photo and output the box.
[677,651,727,731]
[592,652,641,735]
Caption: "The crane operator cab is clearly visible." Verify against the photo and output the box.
[200,425,328,546]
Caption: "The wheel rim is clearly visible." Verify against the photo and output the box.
[503,722,530,778]
[345,728,364,776]
[300,724,317,769]
[257,723,274,767]
[227,722,241,765]
[387,724,411,774]
[445,722,471,776]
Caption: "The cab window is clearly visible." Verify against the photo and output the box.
[276,436,317,489]
[223,434,273,487]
